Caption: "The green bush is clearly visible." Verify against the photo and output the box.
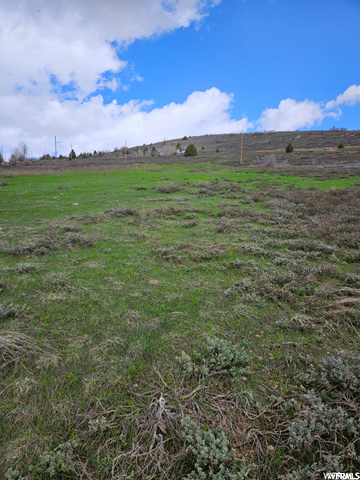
[338,143,344,149]
[176,337,249,378]
[285,143,294,153]
[184,144,198,157]
[182,417,248,480]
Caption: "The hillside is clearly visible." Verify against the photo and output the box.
[3,129,359,173]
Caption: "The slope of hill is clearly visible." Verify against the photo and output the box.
[3,130,360,173]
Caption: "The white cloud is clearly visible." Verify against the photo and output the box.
[257,98,336,132]
[326,84,360,108]
[0,88,250,157]
[0,0,217,99]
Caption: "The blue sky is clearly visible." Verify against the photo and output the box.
[1,0,359,157]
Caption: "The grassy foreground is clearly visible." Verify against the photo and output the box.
[1,164,359,479]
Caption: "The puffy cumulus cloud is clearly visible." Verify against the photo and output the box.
[0,0,218,98]
[326,84,360,108]
[0,88,250,157]
[257,98,335,132]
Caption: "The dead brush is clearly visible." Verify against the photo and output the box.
[0,301,29,320]
[153,185,182,194]
[63,232,94,248]
[215,218,236,234]
[6,235,60,256]
[149,206,184,218]
[0,331,40,369]
[104,207,139,217]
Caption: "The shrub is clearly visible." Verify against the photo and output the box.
[184,144,198,157]
[0,302,23,320]
[338,143,344,149]
[68,149,76,160]
[182,417,248,480]
[176,337,249,378]
[285,143,294,153]
[104,207,139,217]
[302,350,360,392]
[153,185,182,194]
[151,146,157,157]
[33,440,78,477]
[7,236,60,256]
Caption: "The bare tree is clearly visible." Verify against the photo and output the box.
[12,141,30,163]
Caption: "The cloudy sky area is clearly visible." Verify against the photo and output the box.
[1,0,359,158]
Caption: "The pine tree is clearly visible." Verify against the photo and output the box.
[184,144,198,157]
[285,143,294,153]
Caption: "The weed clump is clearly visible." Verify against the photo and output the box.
[0,302,28,320]
[63,232,94,248]
[104,207,139,217]
[177,337,249,378]
[16,263,34,273]
[7,236,60,256]
[153,185,182,194]
[301,350,360,392]
[182,417,248,480]
[275,314,322,333]
[0,330,38,367]
[32,440,78,478]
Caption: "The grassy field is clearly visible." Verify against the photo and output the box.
[1,162,359,479]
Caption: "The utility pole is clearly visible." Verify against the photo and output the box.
[125,140,127,162]
[55,135,57,166]
[240,130,244,165]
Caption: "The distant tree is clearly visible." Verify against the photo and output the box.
[9,154,17,166]
[216,148,219,153]
[143,147,149,156]
[0,151,3,164]
[338,143,344,149]
[285,143,294,153]
[201,145,205,150]
[184,144,198,157]
[176,142,181,150]
[69,149,76,160]
[12,141,29,162]
[151,146,157,157]
[93,150,97,155]
[182,136,187,140]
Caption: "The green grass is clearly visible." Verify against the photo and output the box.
[1,164,359,479]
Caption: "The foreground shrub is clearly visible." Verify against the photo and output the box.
[177,337,249,378]
[182,417,248,480]
[302,350,360,392]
